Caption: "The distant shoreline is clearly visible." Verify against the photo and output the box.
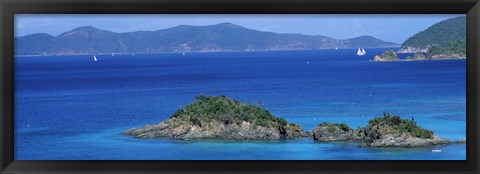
[16,47,401,57]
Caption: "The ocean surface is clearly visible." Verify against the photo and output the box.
[14,48,466,160]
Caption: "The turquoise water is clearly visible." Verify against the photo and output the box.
[14,49,466,160]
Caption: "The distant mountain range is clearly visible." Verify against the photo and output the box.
[15,23,400,55]
[399,16,466,53]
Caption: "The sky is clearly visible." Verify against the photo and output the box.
[15,14,464,43]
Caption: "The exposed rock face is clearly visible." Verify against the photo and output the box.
[124,118,304,140]
[397,47,428,54]
[123,95,305,140]
[360,132,449,147]
[310,123,363,142]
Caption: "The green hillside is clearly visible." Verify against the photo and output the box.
[428,39,466,59]
[399,16,465,52]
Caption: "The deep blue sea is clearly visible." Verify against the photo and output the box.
[14,48,466,160]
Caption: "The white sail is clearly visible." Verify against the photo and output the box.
[93,55,98,62]
[357,48,366,56]
[112,53,115,56]
[182,52,186,56]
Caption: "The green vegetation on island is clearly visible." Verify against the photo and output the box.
[124,95,454,147]
[404,52,427,61]
[310,113,454,147]
[170,95,294,128]
[374,43,465,62]
[317,122,352,132]
[124,95,305,140]
[372,50,400,62]
[310,113,451,147]
[359,113,449,147]
[366,113,433,139]
[396,16,466,60]
[310,122,361,142]
[428,39,466,59]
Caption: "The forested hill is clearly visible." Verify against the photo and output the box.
[398,16,466,53]
[427,39,466,59]
[15,23,399,56]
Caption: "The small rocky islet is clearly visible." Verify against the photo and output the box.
[124,95,456,147]
[310,114,449,147]
[310,122,364,142]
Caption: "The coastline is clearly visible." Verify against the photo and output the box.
[15,47,401,57]
[371,49,466,62]
[370,57,466,62]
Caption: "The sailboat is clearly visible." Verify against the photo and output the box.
[357,48,366,56]
[93,55,98,62]
[182,52,186,56]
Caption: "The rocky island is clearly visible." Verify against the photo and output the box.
[125,95,454,147]
[372,50,400,62]
[310,122,363,142]
[124,95,305,140]
[309,113,450,147]
[359,113,449,147]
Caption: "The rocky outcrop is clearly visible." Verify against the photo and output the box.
[372,50,400,62]
[359,132,449,147]
[309,114,452,147]
[123,95,305,140]
[359,123,449,147]
[124,97,453,148]
[310,122,363,142]
[358,113,450,147]
[124,118,304,140]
